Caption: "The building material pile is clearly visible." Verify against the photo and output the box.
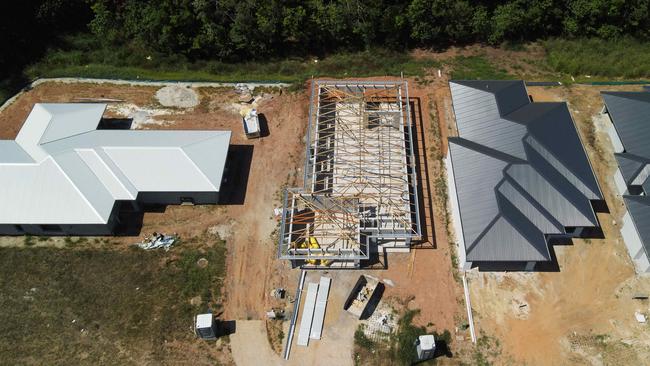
[137,232,177,251]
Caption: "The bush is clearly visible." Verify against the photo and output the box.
[24,35,439,84]
[354,325,376,350]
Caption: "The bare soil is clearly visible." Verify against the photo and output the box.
[0,77,466,364]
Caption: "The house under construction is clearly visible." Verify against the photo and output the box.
[278,80,422,268]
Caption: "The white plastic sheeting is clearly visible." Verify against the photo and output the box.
[310,277,331,340]
[296,282,319,346]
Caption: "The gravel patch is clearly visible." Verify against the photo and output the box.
[155,85,199,108]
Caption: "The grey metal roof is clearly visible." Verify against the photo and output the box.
[614,153,648,184]
[602,91,650,187]
[452,80,530,116]
[449,81,528,160]
[604,91,650,260]
[448,80,602,262]
[602,92,650,158]
[643,178,650,197]
[623,195,650,258]
[0,103,231,225]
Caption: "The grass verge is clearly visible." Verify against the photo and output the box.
[544,38,650,79]
[449,55,512,80]
[0,237,227,365]
[25,35,439,85]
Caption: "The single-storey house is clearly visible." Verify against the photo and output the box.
[0,103,230,235]
[601,91,650,273]
[445,80,603,271]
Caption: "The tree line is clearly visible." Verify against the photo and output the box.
[2,0,650,78]
[88,0,650,60]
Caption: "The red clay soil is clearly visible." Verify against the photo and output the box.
[0,78,464,333]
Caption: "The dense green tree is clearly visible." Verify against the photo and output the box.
[4,0,650,77]
[0,0,91,82]
[564,0,650,39]
[408,0,475,45]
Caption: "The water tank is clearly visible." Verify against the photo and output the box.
[195,313,217,340]
[415,334,436,360]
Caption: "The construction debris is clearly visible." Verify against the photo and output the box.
[241,108,260,138]
[136,232,178,251]
[266,308,285,319]
[271,288,286,299]
[364,307,396,337]
[155,85,199,108]
[634,311,647,323]
[345,275,382,319]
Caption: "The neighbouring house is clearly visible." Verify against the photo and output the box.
[0,103,231,236]
[601,91,650,273]
[445,80,603,271]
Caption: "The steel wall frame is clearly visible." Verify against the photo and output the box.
[278,79,422,263]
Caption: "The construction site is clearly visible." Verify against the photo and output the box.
[278,80,422,268]
[0,77,463,366]
[3,60,650,365]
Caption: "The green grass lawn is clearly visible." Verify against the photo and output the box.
[0,237,227,365]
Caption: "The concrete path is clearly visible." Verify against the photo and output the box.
[231,271,358,366]
[230,320,284,366]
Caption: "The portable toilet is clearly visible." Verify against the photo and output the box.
[415,334,436,360]
[195,313,217,340]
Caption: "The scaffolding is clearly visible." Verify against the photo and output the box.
[278,80,421,266]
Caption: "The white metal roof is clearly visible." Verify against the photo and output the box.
[0,103,231,225]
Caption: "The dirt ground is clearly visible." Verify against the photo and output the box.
[0,80,308,364]
[464,85,650,366]
[0,81,310,323]
[8,74,649,366]
[0,77,466,364]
